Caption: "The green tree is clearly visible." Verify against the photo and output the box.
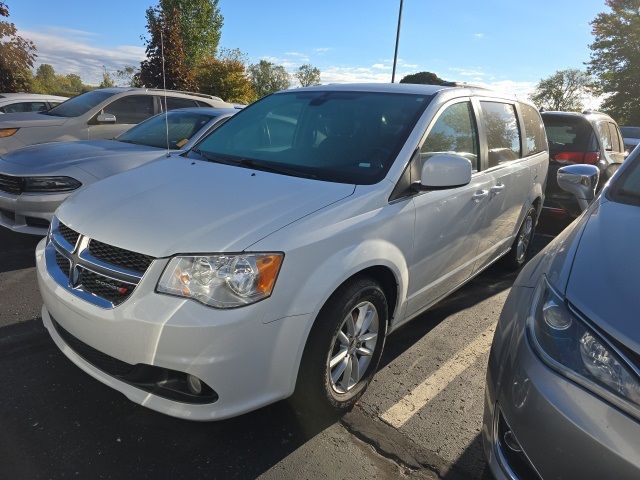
[195,49,255,104]
[530,69,591,112]
[248,60,290,98]
[138,6,195,91]
[99,66,115,88]
[115,66,140,87]
[31,64,92,97]
[153,0,223,69]
[295,64,321,87]
[0,2,36,92]
[399,71,453,86]
[588,0,640,124]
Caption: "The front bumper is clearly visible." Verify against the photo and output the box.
[483,285,640,479]
[0,189,69,235]
[36,239,312,421]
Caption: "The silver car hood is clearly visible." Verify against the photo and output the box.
[0,140,166,177]
[566,199,640,352]
[0,111,68,127]
[57,157,355,257]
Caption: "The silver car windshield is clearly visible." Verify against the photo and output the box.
[610,149,640,206]
[44,90,116,118]
[117,111,214,149]
[192,91,432,184]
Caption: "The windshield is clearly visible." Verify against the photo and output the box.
[192,91,432,184]
[117,111,215,149]
[44,90,116,118]
[542,115,596,153]
[621,126,640,139]
[609,148,640,206]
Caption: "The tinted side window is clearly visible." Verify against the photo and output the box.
[480,101,521,167]
[103,95,155,124]
[421,101,479,172]
[596,121,613,151]
[4,101,47,113]
[163,96,199,110]
[521,103,547,156]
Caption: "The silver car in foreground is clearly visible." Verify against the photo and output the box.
[0,107,236,235]
[483,146,640,478]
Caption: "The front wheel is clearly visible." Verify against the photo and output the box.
[292,277,388,416]
[501,206,537,271]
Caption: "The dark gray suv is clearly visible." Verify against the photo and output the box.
[541,110,626,219]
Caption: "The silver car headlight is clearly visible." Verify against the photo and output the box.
[156,253,283,308]
[528,275,640,414]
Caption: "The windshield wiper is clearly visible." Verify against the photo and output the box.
[234,158,317,179]
[190,150,317,179]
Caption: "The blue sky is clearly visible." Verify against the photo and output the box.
[10,0,607,96]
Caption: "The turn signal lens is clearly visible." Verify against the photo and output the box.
[0,128,18,138]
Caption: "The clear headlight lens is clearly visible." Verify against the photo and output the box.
[528,276,640,412]
[0,128,18,138]
[23,176,81,192]
[156,253,283,308]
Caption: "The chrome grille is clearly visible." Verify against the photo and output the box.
[88,240,153,274]
[46,217,155,308]
[0,174,22,194]
[58,223,80,248]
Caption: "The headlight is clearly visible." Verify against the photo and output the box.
[528,276,640,413]
[157,253,283,308]
[0,128,18,138]
[23,176,81,192]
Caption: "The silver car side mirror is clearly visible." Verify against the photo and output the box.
[557,164,600,212]
[96,113,117,124]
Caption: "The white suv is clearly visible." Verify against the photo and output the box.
[0,93,68,114]
[36,83,548,420]
[0,88,234,154]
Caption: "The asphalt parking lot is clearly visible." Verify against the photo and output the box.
[0,223,560,480]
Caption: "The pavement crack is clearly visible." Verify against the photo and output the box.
[341,406,451,478]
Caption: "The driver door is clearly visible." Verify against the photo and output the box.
[88,95,156,140]
[406,99,494,318]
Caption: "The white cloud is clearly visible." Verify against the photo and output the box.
[473,33,485,39]
[371,63,389,70]
[449,67,486,78]
[284,51,310,62]
[20,27,144,85]
[314,47,331,54]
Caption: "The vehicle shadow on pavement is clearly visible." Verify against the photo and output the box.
[0,320,342,480]
[0,229,42,274]
[380,266,517,371]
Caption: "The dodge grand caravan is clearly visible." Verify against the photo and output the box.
[36,84,549,420]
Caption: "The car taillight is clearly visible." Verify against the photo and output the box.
[552,151,600,165]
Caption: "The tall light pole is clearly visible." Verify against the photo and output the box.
[391,0,404,83]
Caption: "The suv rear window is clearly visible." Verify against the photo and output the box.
[542,115,596,153]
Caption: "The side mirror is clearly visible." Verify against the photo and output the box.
[413,153,472,191]
[557,164,599,212]
[95,113,117,124]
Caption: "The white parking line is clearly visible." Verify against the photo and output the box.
[380,323,496,428]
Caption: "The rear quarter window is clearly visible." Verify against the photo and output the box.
[520,103,548,156]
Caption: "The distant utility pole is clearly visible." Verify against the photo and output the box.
[391,0,404,83]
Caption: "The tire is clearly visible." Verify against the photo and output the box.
[501,206,537,271]
[291,277,388,416]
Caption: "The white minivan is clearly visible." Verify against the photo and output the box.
[36,84,548,420]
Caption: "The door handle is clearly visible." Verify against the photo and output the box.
[490,184,505,195]
[472,190,489,202]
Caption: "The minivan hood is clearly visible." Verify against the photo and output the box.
[0,140,162,174]
[0,112,68,127]
[566,199,640,353]
[57,158,355,257]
